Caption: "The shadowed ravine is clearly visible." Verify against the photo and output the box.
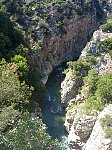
[42,64,70,150]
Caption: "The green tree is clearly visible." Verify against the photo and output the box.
[95,73,112,104]
[84,68,99,95]
[11,55,29,80]
[0,32,12,59]
[100,38,112,58]
[0,112,61,150]
[100,19,112,32]
[0,60,32,108]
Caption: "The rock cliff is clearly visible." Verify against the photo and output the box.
[5,0,105,80]
[29,13,99,77]
[83,104,112,150]
[62,29,112,149]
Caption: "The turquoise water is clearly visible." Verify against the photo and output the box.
[42,65,70,150]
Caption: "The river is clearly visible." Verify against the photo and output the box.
[42,64,70,150]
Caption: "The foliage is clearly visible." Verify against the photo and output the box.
[82,96,102,115]
[11,55,29,80]
[67,56,94,78]
[0,32,12,60]
[0,10,25,48]
[100,19,112,32]
[0,112,61,150]
[100,114,112,139]
[72,66,112,116]
[0,106,20,132]
[38,20,50,34]
[100,38,112,58]
[82,72,112,115]
[95,73,112,105]
[87,54,97,65]
[0,60,32,108]
[84,68,99,95]
[14,44,29,57]
[28,69,45,101]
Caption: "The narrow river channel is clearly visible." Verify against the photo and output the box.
[42,64,70,150]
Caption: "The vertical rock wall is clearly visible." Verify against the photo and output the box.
[29,13,99,76]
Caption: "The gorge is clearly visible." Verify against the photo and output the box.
[0,0,112,150]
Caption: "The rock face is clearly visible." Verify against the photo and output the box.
[61,70,83,107]
[83,105,112,150]
[61,30,112,106]
[6,1,104,82]
[62,29,112,149]
[28,7,101,78]
[68,114,96,149]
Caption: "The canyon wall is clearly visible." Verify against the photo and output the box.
[61,30,112,149]
[28,5,102,81]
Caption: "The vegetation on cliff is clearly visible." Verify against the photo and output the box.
[66,16,112,113]
[100,114,112,139]
[0,0,111,149]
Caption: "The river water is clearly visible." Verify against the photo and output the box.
[42,64,70,150]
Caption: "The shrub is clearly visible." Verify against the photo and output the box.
[87,55,97,65]
[84,96,104,115]
[15,44,29,57]
[95,73,112,105]
[84,68,99,95]
[100,38,112,58]
[38,20,50,34]
[11,55,29,79]
[100,19,112,32]
[100,114,112,139]
[78,71,112,115]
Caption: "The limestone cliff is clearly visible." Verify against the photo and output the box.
[62,29,112,149]
[29,13,99,77]
[4,0,105,80]
[83,104,112,150]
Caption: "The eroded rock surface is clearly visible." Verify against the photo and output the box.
[83,105,112,150]
[62,30,112,149]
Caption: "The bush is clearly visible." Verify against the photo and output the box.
[0,112,61,150]
[15,44,29,57]
[0,11,25,49]
[100,38,112,58]
[67,57,90,78]
[78,71,112,115]
[100,114,112,139]
[84,96,104,114]
[11,55,29,80]
[100,19,112,32]
[84,68,99,95]
[87,55,96,65]
[95,73,112,105]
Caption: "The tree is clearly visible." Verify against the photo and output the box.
[95,73,112,105]
[11,55,29,80]
[0,60,32,108]
[84,68,99,95]
[0,32,12,59]
[0,112,61,150]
